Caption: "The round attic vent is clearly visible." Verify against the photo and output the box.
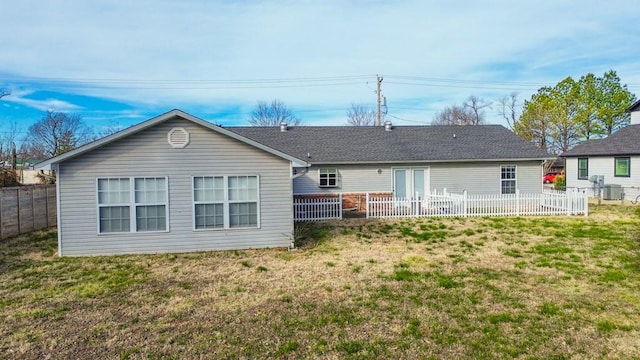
[168,127,190,148]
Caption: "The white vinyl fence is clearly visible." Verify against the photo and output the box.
[294,194,343,221]
[366,189,588,219]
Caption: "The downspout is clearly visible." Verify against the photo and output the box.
[53,164,62,256]
[292,169,309,180]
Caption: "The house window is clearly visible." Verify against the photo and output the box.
[501,165,516,194]
[134,178,168,232]
[193,175,259,230]
[614,157,630,177]
[319,168,338,187]
[98,178,130,233]
[577,158,588,180]
[194,176,225,229]
[97,177,168,233]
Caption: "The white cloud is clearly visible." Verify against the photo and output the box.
[3,89,82,112]
[0,0,638,127]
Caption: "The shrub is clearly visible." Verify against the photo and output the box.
[554,175,566,191]
[0,168,19,187]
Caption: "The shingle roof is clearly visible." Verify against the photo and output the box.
[561,124,640,157]
[626,99,640,113]
[229,124,550,164]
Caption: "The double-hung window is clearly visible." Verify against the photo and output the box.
[319,168,338,187]
[500,165,516,194]
[97,177,168,233]
[134,178,167,232]
[578,158,588,180]
[193,175,259,230]
[98,178,131,233]
[614,157,630,177]
[194,176,225,229]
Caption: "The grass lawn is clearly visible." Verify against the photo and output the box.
[1,205,639,359]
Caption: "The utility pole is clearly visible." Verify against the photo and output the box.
[376,75,383,126]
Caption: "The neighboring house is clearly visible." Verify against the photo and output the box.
[546,158,565,175]
[38,109,550,256]
[561,100,640,201]
[37,110,308,256]
[231,121,550,209]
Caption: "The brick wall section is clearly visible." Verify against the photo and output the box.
[294,192,392,212]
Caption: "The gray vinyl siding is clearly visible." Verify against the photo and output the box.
[430,161,542,194]
[294,165,389,194]
[565,156,640,200]
[294,161,543,195]
[57,118,293,256]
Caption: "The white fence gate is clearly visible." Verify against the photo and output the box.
[294,194,343,221]
[366,189,588,219]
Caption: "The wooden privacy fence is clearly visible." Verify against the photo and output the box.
[0,185,56,240]
[294,194,343,221]
[366,189,588,219]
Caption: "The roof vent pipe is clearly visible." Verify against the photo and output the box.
[384,121,393,131]
[280,122,288,132]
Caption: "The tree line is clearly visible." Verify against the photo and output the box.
[516,71,635,155]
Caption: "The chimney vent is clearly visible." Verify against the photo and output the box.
[280,122,288,132]
[384,121,393,131]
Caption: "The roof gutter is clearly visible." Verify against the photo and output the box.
[307,157,554,165]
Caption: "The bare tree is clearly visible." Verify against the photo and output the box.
[0,89,21,186]
[0,91,18,164]
[26,110,93,158]
[497,92,520,130]
[248,100,302,126]
[95,120,123,138]
[346,103,376,126]
[463,95,491,125]
[0,120,21,162]
[432,104,477,125]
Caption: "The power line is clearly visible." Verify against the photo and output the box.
[2,74,374,85]
[385,74,549,87]
[385,80,539,91]
[386,114,430,125]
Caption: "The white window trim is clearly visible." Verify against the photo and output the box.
[318,168,339,188]
[192,175,261,231]
[500,165,517,194]
[96,176,170,235]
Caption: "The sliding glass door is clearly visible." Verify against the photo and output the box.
[393,168,429,199]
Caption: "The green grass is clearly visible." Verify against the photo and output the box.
[1,204,640,359]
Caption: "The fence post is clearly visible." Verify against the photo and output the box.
[566,189,572,216]
[15,188,20,235]
[365,193,370,218]
[583,190,589,217]
[339,193,343,219]
[515,189,520,216]
[463,190,468,217]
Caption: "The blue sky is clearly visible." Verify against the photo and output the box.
[1,1,639,141]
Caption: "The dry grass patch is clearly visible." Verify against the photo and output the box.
[1,203,640,359]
